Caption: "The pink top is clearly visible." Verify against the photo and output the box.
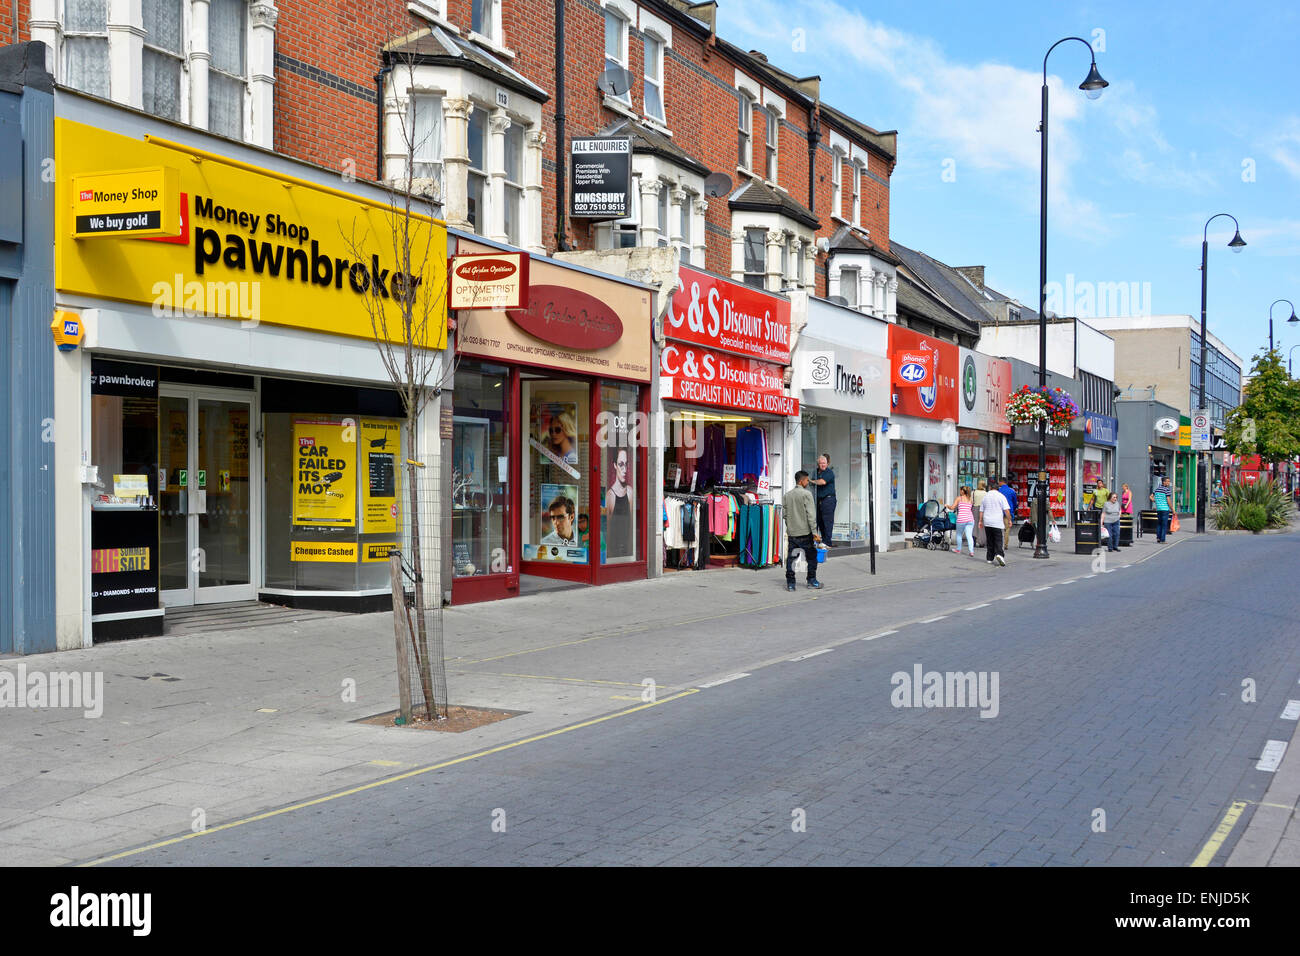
[956,500,974,523]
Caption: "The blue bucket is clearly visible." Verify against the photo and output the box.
[816,544,828,563]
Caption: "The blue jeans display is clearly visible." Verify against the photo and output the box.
[1156,509,1171,542]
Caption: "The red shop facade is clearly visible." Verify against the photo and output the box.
[449,238,654,604]
[657,265,799,572]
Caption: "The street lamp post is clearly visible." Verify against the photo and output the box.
[1197,214,1246,534]
[1268,298,1298,354]
[1035,38,1108,559]
[1289,344,1300,377]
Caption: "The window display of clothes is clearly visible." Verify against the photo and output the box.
[696,424,727,488]
[663,493,711,569]
[737,501,781,569]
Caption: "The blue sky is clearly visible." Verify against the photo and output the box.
[716,0,1300,373]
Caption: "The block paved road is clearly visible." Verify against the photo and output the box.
[100,532,1300,866]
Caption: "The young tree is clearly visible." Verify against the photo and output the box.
[340,37,453,723]
[1224,348,1300,466]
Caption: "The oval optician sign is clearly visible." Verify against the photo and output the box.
[1154,417,1179,435]
[507,285,623,351]
[454,257,517,281]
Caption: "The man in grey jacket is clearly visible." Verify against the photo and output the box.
[785,470,823,591]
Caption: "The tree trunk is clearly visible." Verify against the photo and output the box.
[389,552,412,724]
[407,415,437,718]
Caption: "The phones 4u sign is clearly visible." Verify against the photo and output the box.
[570,138,631,220]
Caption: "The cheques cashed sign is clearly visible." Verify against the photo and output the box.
[666,265,792,365]
[957,348,1011,434]
[890,325,958,421]
[660,344,798,416]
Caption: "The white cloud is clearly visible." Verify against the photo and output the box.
[1265,116,1300,180]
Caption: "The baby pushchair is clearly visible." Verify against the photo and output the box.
[912,499,953,551]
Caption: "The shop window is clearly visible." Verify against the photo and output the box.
[604,8,631,105]
[407,94,443,184]
[523,378,590,565]
[64,0,109,98]
[452,362,509,578]
[467,107,487,233]
[599,383,640,564]
[208,0,247,140]
[142,0,184,121]
[263,411,405,592]
[743,227,765,288]
[504,122,524,245]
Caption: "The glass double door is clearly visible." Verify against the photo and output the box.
[160,387,257,606]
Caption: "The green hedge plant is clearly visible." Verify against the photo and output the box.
[1212,480,1294,530]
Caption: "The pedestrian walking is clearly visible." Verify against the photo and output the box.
[950,486,976,557]
[998,474,1019,522]
[784,470,822,590]
[978,483,1011,566]
[1151,476,1173,542]
[971,479,988,548]
[1102,491,1121,552]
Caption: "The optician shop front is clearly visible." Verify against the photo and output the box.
[51,96,446,647]
[449,238,654,604]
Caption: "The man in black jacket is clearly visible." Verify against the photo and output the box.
[812,454,837,547]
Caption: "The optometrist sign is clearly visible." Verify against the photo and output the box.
[71,166,180,238]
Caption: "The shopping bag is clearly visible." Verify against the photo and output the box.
[1047,522,1061,544]
[793,550,808,574]
[1100,525,1109,541]
[1170,513,1180,534]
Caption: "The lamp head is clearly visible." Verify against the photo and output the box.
[1228,230,1246,253]
[1080,62,1108,99]
[1288,310,1299,324]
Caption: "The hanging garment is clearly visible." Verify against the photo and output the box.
[697,425,727,488]
[736,426,767,482]
[608,491,632,559]
[681,501,697,545]
[695,502,711,569]
[663,499,684,548]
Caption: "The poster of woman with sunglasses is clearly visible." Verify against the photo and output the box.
[535,403,579,466]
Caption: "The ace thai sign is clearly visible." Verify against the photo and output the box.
[889,325,958,422]
[667,265,792,365]
[957,348,1011,434]
[660,343,798,416]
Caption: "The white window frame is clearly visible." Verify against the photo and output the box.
[738,93,753,172]
[207,0,249,141]
[765,107,779,182]
[656,180,671,248]
[468,0,507,52]
[743,227,766,288]
[840,268,860,308]
[677,192,693,265]
[603,7,631,105]
[141,0,188,123]
[852,160,862,226]
[466,103,489,235]
[61,0,110,99]
[503,120,524,246]
[406,92,443,186]
[642,32,665,125]
[831,148,844,220]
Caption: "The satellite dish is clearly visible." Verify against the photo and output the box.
[828,295,849,307]
[596,66,634,97]
[703,172,733,198]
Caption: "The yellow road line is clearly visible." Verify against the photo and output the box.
[1191,800,1248,867]
[80,689,700,867]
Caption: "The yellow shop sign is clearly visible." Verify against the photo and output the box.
[71,166,180,238]
[55,119,447,347]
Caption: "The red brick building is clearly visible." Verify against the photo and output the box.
[15,0,899,310]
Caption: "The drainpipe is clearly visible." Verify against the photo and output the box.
[374,63,392,182]
[554,0,569,251]
[807,100,820,214]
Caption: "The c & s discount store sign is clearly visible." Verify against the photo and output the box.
[55,119,447,347]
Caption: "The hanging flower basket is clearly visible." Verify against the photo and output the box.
[1005,385,1079,430]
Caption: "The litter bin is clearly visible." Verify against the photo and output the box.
[1139,510,1160,537]
[1118,513,1134,547]
[1074,510,1100,555]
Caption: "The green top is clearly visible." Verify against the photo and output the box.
[784,484,818,538]
[1093,486,1110,509]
